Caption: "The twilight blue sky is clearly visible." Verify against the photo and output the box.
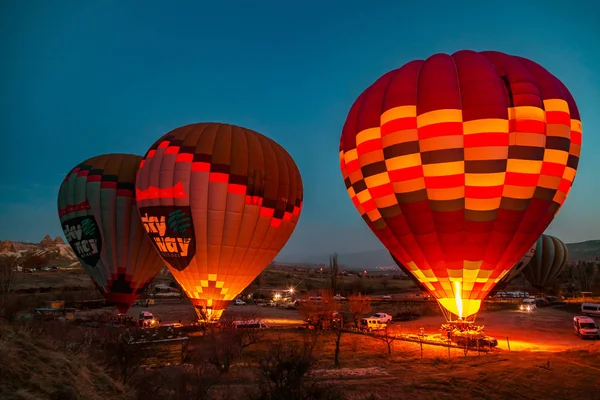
[1,0,599,260]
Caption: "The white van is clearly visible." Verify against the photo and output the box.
[581,303,600,317]
[573,316,600,339]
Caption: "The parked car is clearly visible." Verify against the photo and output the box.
[360,317,388,332]
[139,311,159,328]
[454,334,498,348]
[519,298,536,312]
[581,303,600,317]
[573,316,600,339]
[234,298,246,305]
[369,312,392,323]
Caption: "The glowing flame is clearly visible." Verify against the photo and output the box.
[454,281,463,319]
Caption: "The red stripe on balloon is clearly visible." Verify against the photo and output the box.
[176,153,193,163]
[227,184,246,195]
[209,173,228,183]
[101,181,117,189]
[164,146,180,155]
[260,208,274,217]
[136,181,188,200]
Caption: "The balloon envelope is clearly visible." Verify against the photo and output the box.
[339,50,581,320]
[136,123,303,321]
[389,252,427,292]
[522,234,568,290]
[496,241,537,289]
[58,154,165,313]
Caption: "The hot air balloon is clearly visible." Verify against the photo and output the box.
[58,154,165,313]
[495,240,537,289]
[389,252,427,292]
[135,123,303,322]
[339,50,581,322]
[522,234,568,291]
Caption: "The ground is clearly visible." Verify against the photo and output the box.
[11,268,600,398]
[117,300,598,352]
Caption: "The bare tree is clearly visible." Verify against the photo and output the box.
[376,325,398,354]
[298,292,346,367]
[332,316,344,368]
[203,320,265,374]
[0,256,21,320]
[251,336,342,400]
[574,261,597,292]
[329,253,339,293]
[98,327,150,384]
[347,293,372,330]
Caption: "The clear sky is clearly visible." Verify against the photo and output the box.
[1,0,599,260]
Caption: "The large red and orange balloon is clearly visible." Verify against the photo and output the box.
[136,123,303,321]
[339,50,581,321]
[58,154,165,313]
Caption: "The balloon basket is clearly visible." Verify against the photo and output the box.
[193,305,223,324]
[441,320,485,335]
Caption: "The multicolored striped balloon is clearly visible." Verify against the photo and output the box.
[58,154,165,313]
[339,50,581,320]
[136,123,303,322]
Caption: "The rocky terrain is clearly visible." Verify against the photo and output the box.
[1,235,79,268]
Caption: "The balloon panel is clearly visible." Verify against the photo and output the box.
[496,240,538,288]
[522,234,569,290]
[136,123,303,321]
[389,252,427,292]
[58,154,165,313]
[339,50,581,319]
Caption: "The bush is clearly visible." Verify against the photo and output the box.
[248,336,344,400]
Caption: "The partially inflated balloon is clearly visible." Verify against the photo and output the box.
[136,123,303,321]
[339,50,581,321]
[58,154,165,313]
[522,234,568,291]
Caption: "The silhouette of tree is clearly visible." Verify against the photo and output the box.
[329,253,339,293]
[347,293,372,330]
